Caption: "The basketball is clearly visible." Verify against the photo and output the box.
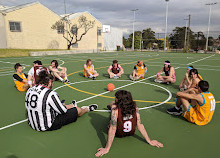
[107,83,115,91]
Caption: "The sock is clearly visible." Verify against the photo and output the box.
[81,106,89,111]
[64,77,68,80]
[59,77,64,82]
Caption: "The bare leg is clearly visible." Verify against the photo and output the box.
[117,71,124,77]
[93,72,99,77]
[108,72,115,78]
[179,97,191,111]
[23,84,30,91]
[52,72,63,80]
[76,107,89,117]
[176,97,182,108]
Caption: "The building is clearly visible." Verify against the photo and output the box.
[0,2,104,51]
[104,27,123,51]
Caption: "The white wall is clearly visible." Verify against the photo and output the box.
[0,14,7,48]
[104,27,123,51]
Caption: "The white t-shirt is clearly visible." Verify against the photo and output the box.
[28,67,34,77]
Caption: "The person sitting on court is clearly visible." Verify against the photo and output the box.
[183,68,203,94]
[48,60,70,83]
[13,63,29,92]
[179,66,194,91]
[83,59,99,80]
[154,60,176,84]
[129,60,147,81]
[107,60,124,79]
[167,80,215,126]
[27,60,49,87]
[95,90,163,157]
[25,70,98,131]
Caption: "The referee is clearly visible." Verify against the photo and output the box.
[25,70,98,131]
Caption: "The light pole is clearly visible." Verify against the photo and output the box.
[164,0,169,52]
[184,18,189,50]
[205,2,217,51]
[131,9,138,51]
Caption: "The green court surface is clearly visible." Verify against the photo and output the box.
[0,52,219,158]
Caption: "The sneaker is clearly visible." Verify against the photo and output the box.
[167,107,183,116]
[107,105,111,110]
[61,100,65,104]
[154,79,163,83]
[166,82,170,85]
[88,104,98,111]
[64,79,70,83]
[72,100,77,107]
[92,76,96,80]
[113,76,119,79]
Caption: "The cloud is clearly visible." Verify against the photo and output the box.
[1,0,220,37]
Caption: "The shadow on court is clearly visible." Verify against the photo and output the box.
[102,73,109,78]
[152,102,186,121]
[154,89,177,99]
[88,112,110,147]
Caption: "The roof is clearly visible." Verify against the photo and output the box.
[60,11,102,24]
[0,1,39,13]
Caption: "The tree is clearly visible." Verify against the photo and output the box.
[51,15,95,49]
[192,31,206,50]
[123,36,131,48]
[208,36,215,47]
[142,28,156,49]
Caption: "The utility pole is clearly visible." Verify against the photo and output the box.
[186,14,191,53]
[131,9,138,51]
[164,0,169,52]
[140,32,142,50]
[184,18,188,51]
[205,2,217,51]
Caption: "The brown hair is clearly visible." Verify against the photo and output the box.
[86,59,92,65]
[113,60,118,64]
[115,90,137,117]
[36,70,54,86]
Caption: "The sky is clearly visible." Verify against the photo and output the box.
[0,0,220,37]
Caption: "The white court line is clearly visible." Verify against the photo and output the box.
[187,54,215,65]
[0,54,215,131]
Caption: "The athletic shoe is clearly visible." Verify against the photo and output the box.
[64,79,70,83]
[154,79,163,83]
[107,105,111,110]
[87,75,94,79]
[113,76,119,79]
[166,82,170,85]
[167,107,183,115]
[92,76,96,80]
[88,104,98,112]
[72,100,77,107]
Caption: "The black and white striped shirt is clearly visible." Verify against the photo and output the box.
[25,85,67,131]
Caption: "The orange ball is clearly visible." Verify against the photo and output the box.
[107,83,115,91]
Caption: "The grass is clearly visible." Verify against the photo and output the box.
[0,49,66,58]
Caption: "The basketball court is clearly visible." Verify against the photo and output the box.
[0,51,219,158]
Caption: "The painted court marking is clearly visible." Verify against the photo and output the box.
[0,54,216,131]
[53,80,172,112]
